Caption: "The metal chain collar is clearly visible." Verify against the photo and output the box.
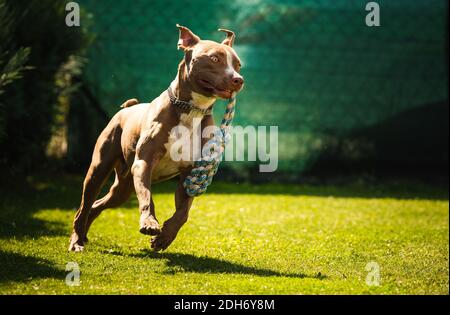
[167,87,213,115]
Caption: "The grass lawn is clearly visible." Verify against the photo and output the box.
[0,175,448,294]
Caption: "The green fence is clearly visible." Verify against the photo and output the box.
[74,0,448,178]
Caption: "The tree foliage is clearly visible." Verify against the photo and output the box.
[0,0,89,174]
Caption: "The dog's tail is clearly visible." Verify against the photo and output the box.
[120,98,140,108]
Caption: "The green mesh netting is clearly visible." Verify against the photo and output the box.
[77,0,448,176]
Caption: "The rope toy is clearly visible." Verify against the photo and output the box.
[183,94,237,197]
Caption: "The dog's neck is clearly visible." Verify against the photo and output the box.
[169,60,216,110]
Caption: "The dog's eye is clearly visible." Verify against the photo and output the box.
[210,55,219,63]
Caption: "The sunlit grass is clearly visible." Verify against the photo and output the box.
[0,176,448,294]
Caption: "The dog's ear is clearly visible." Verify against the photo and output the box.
[218,28,235,47]
[176,24,200,51]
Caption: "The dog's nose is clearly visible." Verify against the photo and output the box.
[231,75,244,89]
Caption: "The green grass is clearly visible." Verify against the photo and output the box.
[0,175,448,294]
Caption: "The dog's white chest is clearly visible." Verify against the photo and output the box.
[152,112,203,182]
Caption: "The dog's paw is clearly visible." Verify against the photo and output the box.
[68,239,85,252]
[139,215,161,236]
[151,233,175,252]
[68,233,85,252]
[69,243,85,252]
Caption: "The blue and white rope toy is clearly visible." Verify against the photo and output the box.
[183,94,237,197]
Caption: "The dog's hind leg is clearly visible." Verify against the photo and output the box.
[69,160,114,252]
[69,120,122,252]
[83,166,134,242]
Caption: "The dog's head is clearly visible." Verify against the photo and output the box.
[176,24,244,99]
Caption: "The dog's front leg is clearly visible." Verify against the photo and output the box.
[151,170,193,251]
[132,139,162,236]
[151,114,215,251]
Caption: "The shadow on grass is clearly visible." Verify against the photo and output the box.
[198,181,449,201]
[152,177,449,201]
[0,177,76,239]
[125,250,325,279]
[0,174,132,240]
[0,250,65,284]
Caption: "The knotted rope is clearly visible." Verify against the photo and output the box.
[183,94,236,197]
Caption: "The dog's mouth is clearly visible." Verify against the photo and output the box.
[198,79,233,99]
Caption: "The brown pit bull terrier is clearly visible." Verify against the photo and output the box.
[69,25,244,252]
